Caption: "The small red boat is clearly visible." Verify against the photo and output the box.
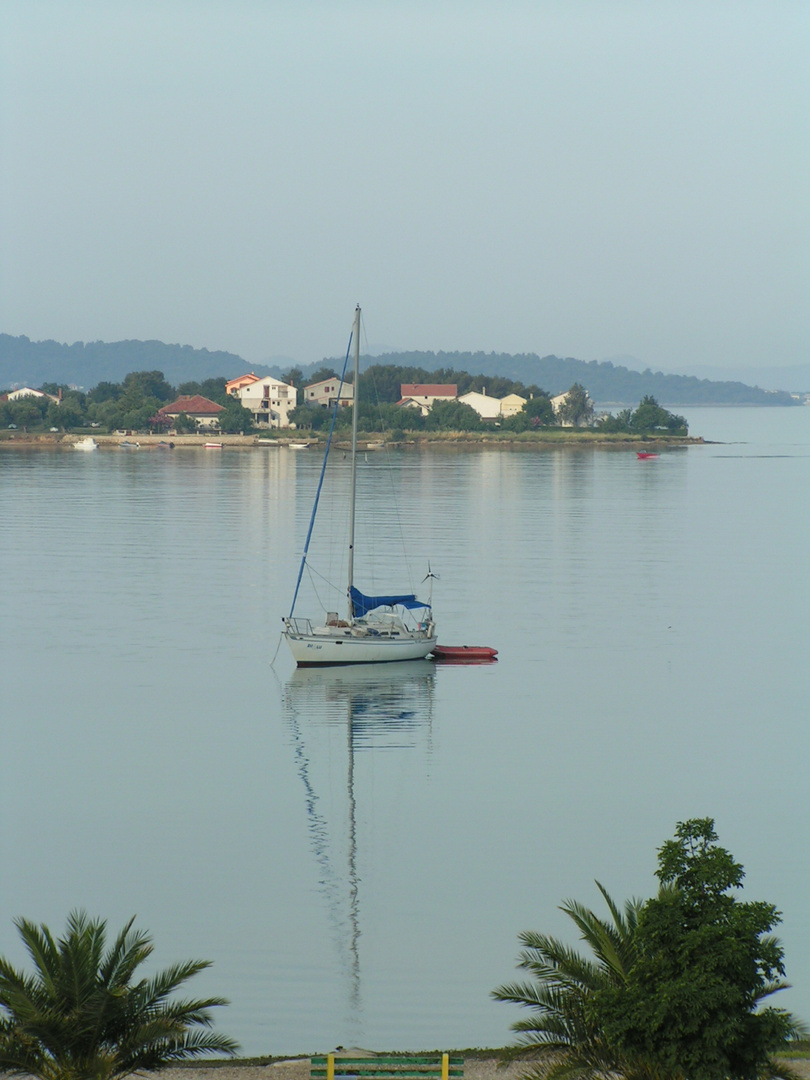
[431,645,498,662]
[636,451,659,459]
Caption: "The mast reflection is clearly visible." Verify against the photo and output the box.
[282,660,436,1038]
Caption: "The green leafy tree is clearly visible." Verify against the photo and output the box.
[597,407,633,433]
[0,910,238,1080]
[217,399,254,434]
[121,371,174,403]
[306,366,340,385]
[86,382,123,405]
[424,399,482,431]
[629,396,688,435]
[173,412,198,434]
[177,378,229,406]
[595,819,802,1080]
[557,383,594,427]
[7,397,47,430]
[493,884,668,1080]
[47,395,86,431]
[281,367,304,389]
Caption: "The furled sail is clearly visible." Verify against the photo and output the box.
[349,586,431,619]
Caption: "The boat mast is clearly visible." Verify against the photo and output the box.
[346,305,361,620]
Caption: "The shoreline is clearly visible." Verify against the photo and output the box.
[0,432,705,451]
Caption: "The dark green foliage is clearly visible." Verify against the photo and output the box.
[86,381,122,405]
[358,363,543,407]
[493,885,668,1079]
[173,412,198,434]
[3,397,48,429]
[0,910,238,1080]
[595,819,801,1080]
[599,396,688,435]
[217,398,254,434]
[424,400,482,431]
[176,377,230,405]
[495,821,803,1080]
[307,366,340,385]
[122,370,174,403]
[47,395,84,431]
[281,367,304,388]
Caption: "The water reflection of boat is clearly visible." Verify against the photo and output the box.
[282,661,435,1039]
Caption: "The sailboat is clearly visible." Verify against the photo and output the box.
[283,306,437,665]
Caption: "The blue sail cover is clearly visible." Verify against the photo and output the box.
[350,586,431,619]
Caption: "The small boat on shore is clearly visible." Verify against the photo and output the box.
[73,436,98,452]
[636,451,659,459]
[204,441,223,449]
[431,645,498,662]
[289,440,311,450]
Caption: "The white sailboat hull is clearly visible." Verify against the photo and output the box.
[284,628,436,666]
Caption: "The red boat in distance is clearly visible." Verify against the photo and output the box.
[431,645,498,663]
[636,451,659,459]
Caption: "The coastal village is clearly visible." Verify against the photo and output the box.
[0,373,584,432]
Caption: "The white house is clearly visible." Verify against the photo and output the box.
[499,393,527,417]
[7,387,60,404]
[235,376,298,428]
[457,390,502,420]
[304,378,354,409]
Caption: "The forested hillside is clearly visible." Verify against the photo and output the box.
[1,334,798,405]
[0,335,271,389]
[346,351,798,406]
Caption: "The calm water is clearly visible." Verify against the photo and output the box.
[1,407,809,1054]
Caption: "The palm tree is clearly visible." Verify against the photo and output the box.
[492,882,678,1080]
[0,910,239,1080]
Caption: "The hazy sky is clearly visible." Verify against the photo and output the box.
[1,1,807,371]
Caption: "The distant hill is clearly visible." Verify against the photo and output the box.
[666,362,810,394]
[0,335,268,390]
[0,334,799,405]
[343,351,798,406]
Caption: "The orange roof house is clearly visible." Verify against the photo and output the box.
[225,373,262,396]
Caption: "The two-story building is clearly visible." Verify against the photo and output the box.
[233,376,298,428]
[304,378,354,409]
[456,389,502,420]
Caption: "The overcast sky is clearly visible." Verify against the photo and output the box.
[1,1,807,371]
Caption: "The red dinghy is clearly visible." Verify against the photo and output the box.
[431,645,498,663]
[636,451,659,459]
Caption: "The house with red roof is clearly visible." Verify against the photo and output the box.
[158,395,224,431]
[398,383,458,416]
